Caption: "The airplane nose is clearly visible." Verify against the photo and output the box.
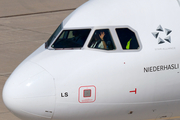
[2,62,56,120]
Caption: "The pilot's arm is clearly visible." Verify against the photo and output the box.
[99,32,107,49]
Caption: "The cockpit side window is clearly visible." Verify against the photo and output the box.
[51,29,91,49]
[116,28,139,50]
[88,29,116,50]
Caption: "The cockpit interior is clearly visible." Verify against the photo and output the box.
[45,23,141,51]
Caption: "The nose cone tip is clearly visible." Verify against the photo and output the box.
[2,84,16,112]
[3,85,24,119]
[2,62,56,120]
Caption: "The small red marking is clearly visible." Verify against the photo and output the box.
[78,85,96,103]
[130,88,137,94]
[124,62,125,64]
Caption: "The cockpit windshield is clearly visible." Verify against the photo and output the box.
[45,23,63,48]
[51,29,91,49]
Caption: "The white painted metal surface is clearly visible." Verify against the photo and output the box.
[2,0,180,120]
[177,0,180,6]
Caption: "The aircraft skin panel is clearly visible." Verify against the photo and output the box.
[3,47,180,120]
[2,0,180,120]
[27,50,180,120]
[63,0,180,28]
[177,0,180,6]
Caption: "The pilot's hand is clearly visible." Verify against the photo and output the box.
[99,32,105,40]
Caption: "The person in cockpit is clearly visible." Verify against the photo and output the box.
[90,31,107,49]
[72,30,91,47]
[72,30,83,46]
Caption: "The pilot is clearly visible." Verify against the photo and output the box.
[90,31,107,49]
[72,30,89,47]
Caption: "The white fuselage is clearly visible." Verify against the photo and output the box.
[2,0,180,120]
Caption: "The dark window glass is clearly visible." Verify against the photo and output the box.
[116,28,139,50]
[51,29,91,49]
[88,29,115,50]
[45,23,63,48]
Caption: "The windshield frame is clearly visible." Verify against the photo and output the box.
[45,23,63,49]
[47,27,93,50]
[45,25,142,52]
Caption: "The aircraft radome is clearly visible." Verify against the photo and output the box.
[2,0,180,120]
